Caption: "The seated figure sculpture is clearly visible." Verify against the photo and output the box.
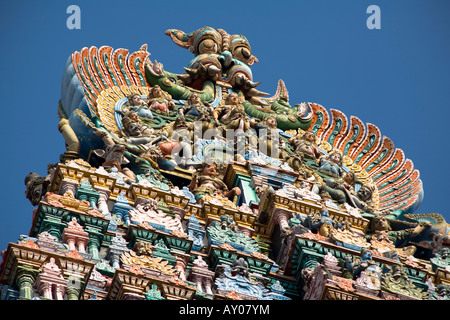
[179,93,211,120]
[148,85,175,115]
[312,150,345,202]
[330,170,374,211]
[189,162,241,204]
[311,150,373,211]
[302,199,338,237]
[212,92,254,132]
[317,150,344,179]
[344,248,381,282]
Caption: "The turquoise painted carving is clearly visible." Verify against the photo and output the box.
[145,283,165,300]
[187,215,205,252]
[430,248,450,271]
[215,258,290,300]
[75,179,100,208]
[381,264,428,299]
[207,215,260,254]
[112,193,133,226]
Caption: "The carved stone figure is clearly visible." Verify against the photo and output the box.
[214,257,289,300]
[231,257,250,279]
[344,248,377,278]
[381,264,428,299]
[207,214,260,253]
[429,283,450,300]
[312,150,350,204]
[302,205,337,237]
[165,26,264,103]
[121,110,155,137]
[179,93,211,120]
[220,31,260,91]
[166,26,223,85]
[317,150,344,179]
[430,247,450,271]
[257,115,288,159]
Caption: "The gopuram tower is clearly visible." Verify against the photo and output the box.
[1,26,449,301]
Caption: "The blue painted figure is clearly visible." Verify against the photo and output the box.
[126,94,153,120]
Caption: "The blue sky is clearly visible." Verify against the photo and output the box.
[1,0,449,251]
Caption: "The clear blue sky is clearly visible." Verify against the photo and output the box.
[1,0,449,251]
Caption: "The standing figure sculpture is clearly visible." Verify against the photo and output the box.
[257,115,288,159]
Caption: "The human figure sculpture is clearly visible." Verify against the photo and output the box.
[345,248,376,278]
[367,213,432,256]
[257,115,289,159]
[231,257,250,279]
[148,85,175,115]
[121,110,155,137]
[302,200,337,237]
[328,170,373,210]
[381,264,428,299]
[312,151,367,208]
[317,150,344,179]
[351,184,375,212]
[124,94,153,120]
[179,93,211,120]
[189,162,241,203]
[92,128,136,182]
[212,92,254,132]
[289,131,320,160]
[161,117,197,169]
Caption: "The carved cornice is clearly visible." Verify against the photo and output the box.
[0,242,94,291]
[107,267,195,300]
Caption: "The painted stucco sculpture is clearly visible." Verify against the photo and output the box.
[0,26,449,302]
